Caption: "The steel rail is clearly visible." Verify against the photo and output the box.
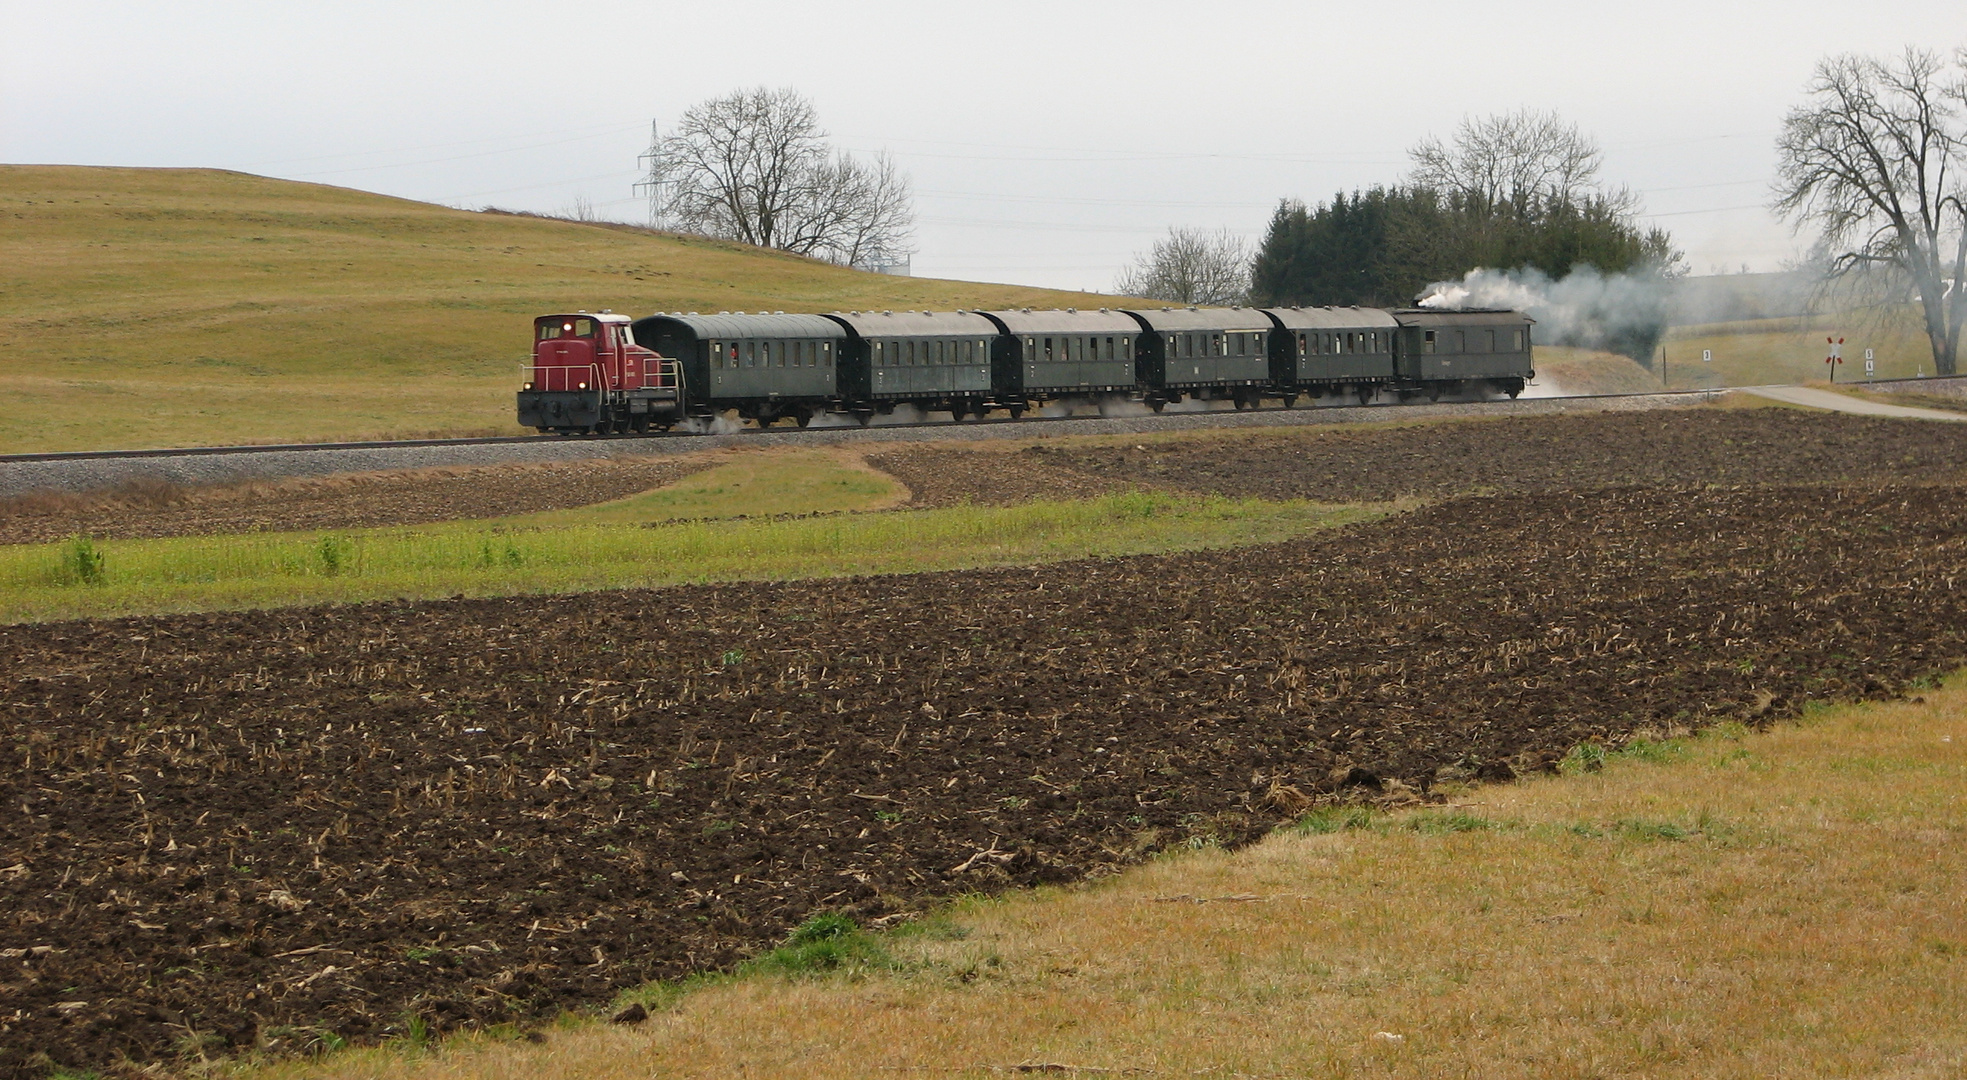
[0,386,1736,466]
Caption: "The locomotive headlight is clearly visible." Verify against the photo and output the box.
[523,381,534,391]
[577,381,588,390]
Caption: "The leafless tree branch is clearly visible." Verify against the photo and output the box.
[1114,228,1250,306]
[1773,46,1967,374]
[644,87,914,269]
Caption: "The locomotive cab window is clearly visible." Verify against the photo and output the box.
[538,317,597,340]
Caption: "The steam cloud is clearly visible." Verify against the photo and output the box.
[1418,266,1669,365]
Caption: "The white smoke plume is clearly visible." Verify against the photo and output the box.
[1418,265,1670,365]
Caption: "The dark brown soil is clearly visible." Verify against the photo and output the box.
[0,456,712,546]
[4,482,1965,1076]
[1017,408,1967,502]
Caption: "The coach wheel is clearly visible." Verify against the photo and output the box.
[1007,405,1025,420]
[1429,386,1442,402]
[1281,394,1297,409]
[1148,399,1165,414]
[852,407,875,427]
[950,401,968,421]
[1356,386,1372,405]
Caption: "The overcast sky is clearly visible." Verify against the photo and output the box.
[4,1,1960,291]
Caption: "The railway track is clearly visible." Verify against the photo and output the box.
[0,387,1729,468]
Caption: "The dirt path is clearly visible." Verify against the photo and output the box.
[4,483,1964,1075]
[1740,385,1967,421]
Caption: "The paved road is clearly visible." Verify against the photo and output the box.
[1738,385,1967,422]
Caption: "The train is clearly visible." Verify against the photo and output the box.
[515,304,1535,434]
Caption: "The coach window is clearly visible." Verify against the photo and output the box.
[1455,331,1466,353]
[823,342,834,367]
[1423,330,1437,354]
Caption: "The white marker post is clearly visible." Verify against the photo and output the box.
[1702,349,1712,363]
[1865,348,1875,379]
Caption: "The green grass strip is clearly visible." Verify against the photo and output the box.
[0,492,1385,623]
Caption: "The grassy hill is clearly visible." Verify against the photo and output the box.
[0,166,1117,453]
[1663,312,1938,389]
[1530,346,1665,395]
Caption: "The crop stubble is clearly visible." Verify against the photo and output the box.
[3,476,1965,1073]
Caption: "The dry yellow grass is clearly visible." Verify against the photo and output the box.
[0,166,1118,453]
[1531,346,1665,394]
[238,674,1967,1080]
[1664,310,1938,388]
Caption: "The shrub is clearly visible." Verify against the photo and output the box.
[317,536,354,576]
[1294,806,1379,834]
[58,535,105,585]
[740,912,889,977]
[1558,742,1609,775]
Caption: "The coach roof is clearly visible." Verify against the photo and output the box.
[979,308,1140,335]
[631,313,847,340]
[1391,308,1535,328]
[1260,306,1401,330]
[823,310,998,338]
[1122,306,1273,332]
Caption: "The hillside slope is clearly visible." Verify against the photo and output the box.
[0,166,1115,453]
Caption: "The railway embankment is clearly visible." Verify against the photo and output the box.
[0,390,1714,498]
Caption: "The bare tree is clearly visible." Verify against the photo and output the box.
[1115,227,1250,305]
[1409,109,1629,214]
[1774,47,1967,375]
[643,87,914,268]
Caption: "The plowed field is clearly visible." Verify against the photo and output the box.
[5,483,1965,1075]
[0,456,711,546]
[1011,408,1967,502]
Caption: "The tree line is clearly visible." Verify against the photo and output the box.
[650,48,1963,377]
[1118,110,1681,312]
[1120,44,1966,376]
